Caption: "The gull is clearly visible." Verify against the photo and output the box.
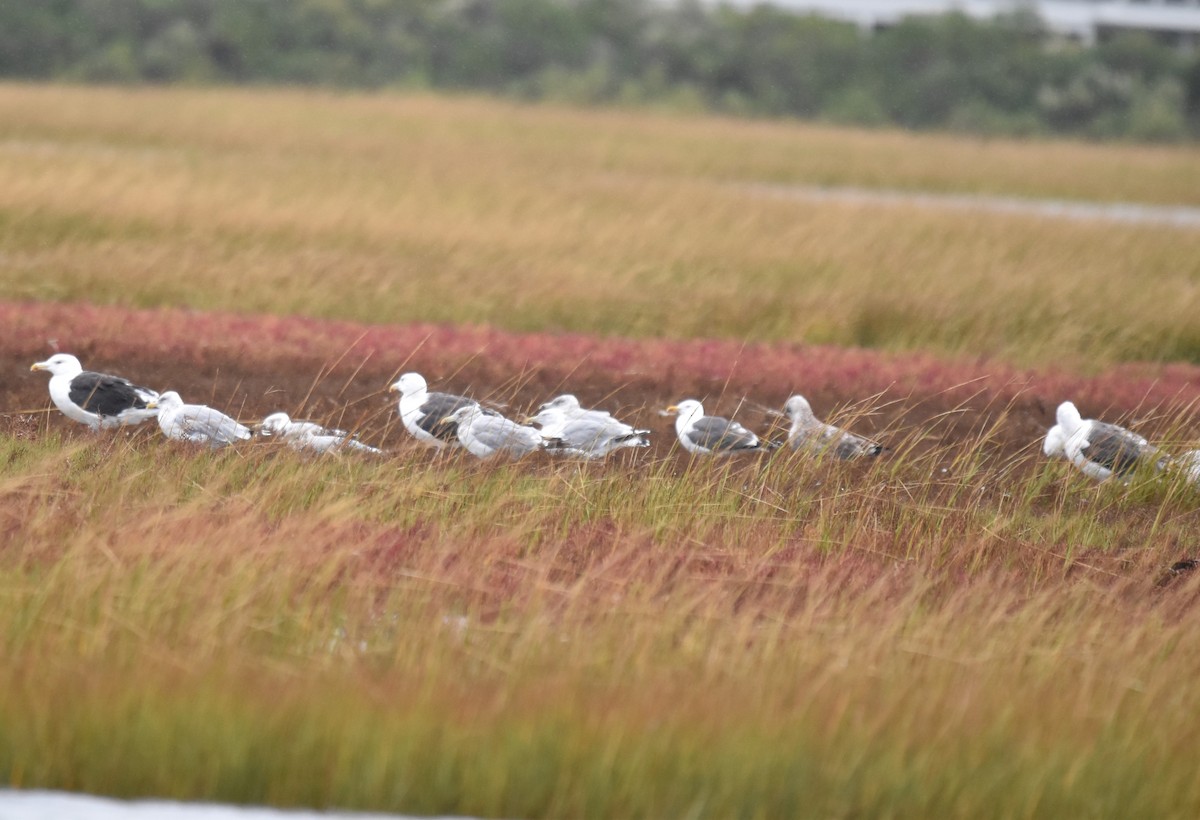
[442,405,561,459]
[663,399,772,456]
[30,353,158,430]
[780,394,882,459]
[527,406,649,458]
[1043,400,1165,482]
[259,412,382,455]
[389,372,478,449]
[149,391,252,448]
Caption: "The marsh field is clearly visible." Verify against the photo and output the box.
[3,84,1200,817]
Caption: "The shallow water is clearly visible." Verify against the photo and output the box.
[744,182,1200,229]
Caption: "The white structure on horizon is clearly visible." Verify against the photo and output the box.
[730,1,1200,45]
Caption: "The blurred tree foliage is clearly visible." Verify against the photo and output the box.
[2,0,1198,140]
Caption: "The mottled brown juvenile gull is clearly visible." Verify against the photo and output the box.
[781,395,882,459]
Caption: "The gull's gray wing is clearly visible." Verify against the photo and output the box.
[687,417,759,452]
[469,415,542,454]
[1083,423,1156,477]
[177,406,251,446]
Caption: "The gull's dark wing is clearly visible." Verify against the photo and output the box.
[1083,423,1152,477]
[416,392,478,441]
[68,371,153,418]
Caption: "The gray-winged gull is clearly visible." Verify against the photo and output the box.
[1174,450,1200,485]
[30,353,159,430]
[389,372,478,448]
[664,399,772,455]
[149,391,252,448]
[442,405,561,459]
[1043,400,1165,482]
[259,412,381,455]
[781,394,882,459]
[537,394,620,423]
[527,406,650,458]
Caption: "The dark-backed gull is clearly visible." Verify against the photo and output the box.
[259,412,382,455]
[149,391,252,448]
[30,353,159,430]
[389,372,478,448]
[528,406,650,458]
[1043,400,1165,482]
[442,405,560,459]
[664,399,771,456]
[781,394,882,459]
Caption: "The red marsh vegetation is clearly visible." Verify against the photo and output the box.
[4,298,1200,459]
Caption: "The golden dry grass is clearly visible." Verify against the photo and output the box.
[2,425,1200,817]
[1,84,1199,366]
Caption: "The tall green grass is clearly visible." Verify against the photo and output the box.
[3,421,1200,816]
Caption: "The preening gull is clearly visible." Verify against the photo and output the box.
[528,406,649,458]
[442,405,560,459]
[30,353,158,430]
[1043,400,1165,482]
[259,412,381,455]
[664,399,771,456]
[781,394,882,459]
[149,391,252,448]
[389,372,478,448]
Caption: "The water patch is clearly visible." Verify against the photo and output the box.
[0,790,465,820]
[743,182,1200,230]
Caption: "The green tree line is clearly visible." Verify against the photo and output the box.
[3,0,1200,140]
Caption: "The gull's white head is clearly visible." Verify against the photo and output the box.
[664,399,704,421]
[1042,423,1067,457]
[1055,401,1083,435]
[390,372,428,397]
[441,405,480,426]
[541,394,581,412]
[784,395,816,423]
[260,412,292,436]
[30,353,83,377]
[149,391,183,412]
[528,406,567,426]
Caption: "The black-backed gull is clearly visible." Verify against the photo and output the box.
[30,353,158,430]
[389,372,477,448]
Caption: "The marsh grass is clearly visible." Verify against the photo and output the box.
[4,410,1200,816]
[5,83,1200,815]
[1,85,1199,366]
